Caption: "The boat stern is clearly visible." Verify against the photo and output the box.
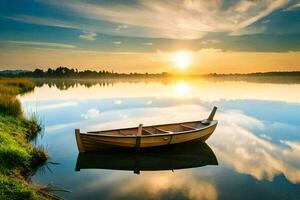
[75,129,86,153]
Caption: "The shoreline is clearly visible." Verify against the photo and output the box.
[0,78,49,200]
[27,75,300,87]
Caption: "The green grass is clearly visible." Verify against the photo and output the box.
[0,78,49,200]
[0,115,46,174]
[0,174,48,200]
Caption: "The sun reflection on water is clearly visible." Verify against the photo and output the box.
[19,78,300,104]
[173,81,190,98]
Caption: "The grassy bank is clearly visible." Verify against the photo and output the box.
[0,78,48,200]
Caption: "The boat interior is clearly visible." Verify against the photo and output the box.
[88,121,209,136]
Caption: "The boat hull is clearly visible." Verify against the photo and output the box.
[76,121,217,152]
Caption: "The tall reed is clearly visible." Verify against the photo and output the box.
[0,94,22,117]
[0,78,35,94]
[0,78,35,117]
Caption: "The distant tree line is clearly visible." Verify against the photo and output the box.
[207,71,300,77]
[0,67,170,78]
[1,67,300,78]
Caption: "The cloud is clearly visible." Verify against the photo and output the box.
[45,121,78,133]
[261,19,271,24]
[210,111,300,184]
[284,3,300,11]
[38,101,78,111]
[4,14,117,37]
[81,108,101,119]
[229,26,267,36]
[87,105,209,131]
[77,170,217,200]
[114,100,122,104]
[115,24,128,31]
[197,48,223,53]
[5,15,77,29]
[113,41,122,45]
[201,39,221,45]
[146,100,152,105]
[120,113,128,119]
[143,42,153,46]
[110,172,218,200]
[40,0,289,39]
[79,31,97,41]
[6,40,76,49]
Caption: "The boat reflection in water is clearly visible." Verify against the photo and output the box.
[75,140,218,174]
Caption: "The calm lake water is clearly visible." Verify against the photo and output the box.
[19,78,300,200]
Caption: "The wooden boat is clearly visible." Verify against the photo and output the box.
[75,106,218,152]
[75,141,218,174]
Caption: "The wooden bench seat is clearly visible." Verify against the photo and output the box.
[142,129,153,135]
[153,127,172,134]
[180,124,197,130]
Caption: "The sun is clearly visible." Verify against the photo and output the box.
[174,51,191,69]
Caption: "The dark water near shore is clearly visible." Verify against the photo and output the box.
[19,78,300,200]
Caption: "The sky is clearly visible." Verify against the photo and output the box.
[0,0,300,74]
